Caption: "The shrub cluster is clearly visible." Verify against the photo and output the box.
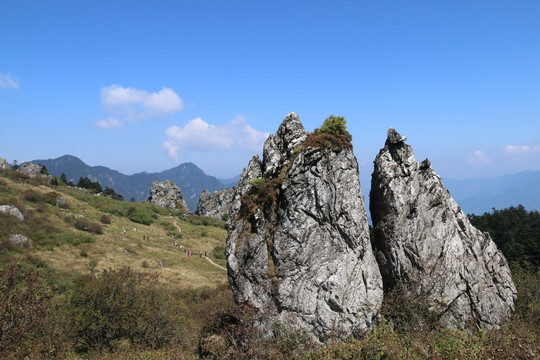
[72,217,103,234]
[65,268,185,352]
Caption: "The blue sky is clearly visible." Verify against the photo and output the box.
[1,1,539,182]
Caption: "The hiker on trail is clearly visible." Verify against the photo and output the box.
[143,235,146,240]
[199,250,202,258]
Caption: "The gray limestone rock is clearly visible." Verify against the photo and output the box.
[262,112,307,178]
[0,157,9,169]
[0,205,24,221]
[16,163,44,177]
[56,196,67,207]
[370,128,517,330]
[9,234,32,248]
[147,180,188,210]
[196,188,235,220]
[227,114,383,342]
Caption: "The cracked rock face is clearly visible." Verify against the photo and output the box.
[227,113,383,342]
[147,180,188,210]
[370,128,516,330]
[196,188,235,220]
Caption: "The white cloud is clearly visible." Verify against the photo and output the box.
[0,73,19,89]
[95,84,183,129]
[95,117,124,129]
[163,115,270,161]
[466,150,491,166]
[503,144,540,155]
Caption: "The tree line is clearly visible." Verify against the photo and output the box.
[468,205,540,267]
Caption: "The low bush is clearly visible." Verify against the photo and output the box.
[127,206,153,225]
[212,246,226,260]
[0,266,57,359]
[74,218,103,234]
[65,268,186,352]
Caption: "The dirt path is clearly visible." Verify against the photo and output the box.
[173,219,182,233]
[173,218,226,272]
[204,256,227,271]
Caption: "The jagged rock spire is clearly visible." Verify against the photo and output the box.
[370,128,516,330]
[226,113,383,342]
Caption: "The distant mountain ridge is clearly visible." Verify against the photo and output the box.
[443,171,540,215]
[31,155,540,216]
[32,155,228,212]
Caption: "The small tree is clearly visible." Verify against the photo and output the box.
[320,115,347,135]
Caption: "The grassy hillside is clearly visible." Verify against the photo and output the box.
[0,169,228,290]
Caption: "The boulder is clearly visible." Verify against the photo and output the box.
[0,205,24,221]
[370,128,517,330]
[227,113,383,342]
[147,180,188,210]
[9,234,32,248]
[16,163,44,177]
[0,157,9,169]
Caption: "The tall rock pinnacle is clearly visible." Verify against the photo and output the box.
[226,113,383,342]
[370,128,516,330]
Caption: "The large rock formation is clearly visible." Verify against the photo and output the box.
[227,113,383,342]
[147,180,188,210]
[370,128,516,330]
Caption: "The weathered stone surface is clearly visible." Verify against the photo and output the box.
[196,188,235,220]
[147,180,188,210]
[262,112,307,178]
[9,234,32,248]
[0,157,9,169]
[196,154,263,220]
[16,163,44,177]
[370,128,516,330]
[227,113,383,342]
[0,205,24,221]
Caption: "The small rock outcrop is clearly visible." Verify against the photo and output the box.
[9,234,32,248]
[196,155,263,220]
[227,113,383,342]
[16,163,44,177]
[196,188,235,220]
[370,128,517,330]
[147,180,188,210]
[0,205,24,221]
[0,157,9,169]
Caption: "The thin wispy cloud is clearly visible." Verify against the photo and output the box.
[503,144,540,155]
[466,150,491,166]
[96,85,183,129]
[163,115,270,162]
[0,73,19,89]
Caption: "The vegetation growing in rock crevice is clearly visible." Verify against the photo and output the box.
[303,115,353,152]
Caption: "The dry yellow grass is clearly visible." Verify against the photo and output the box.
[0,174,228,289]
